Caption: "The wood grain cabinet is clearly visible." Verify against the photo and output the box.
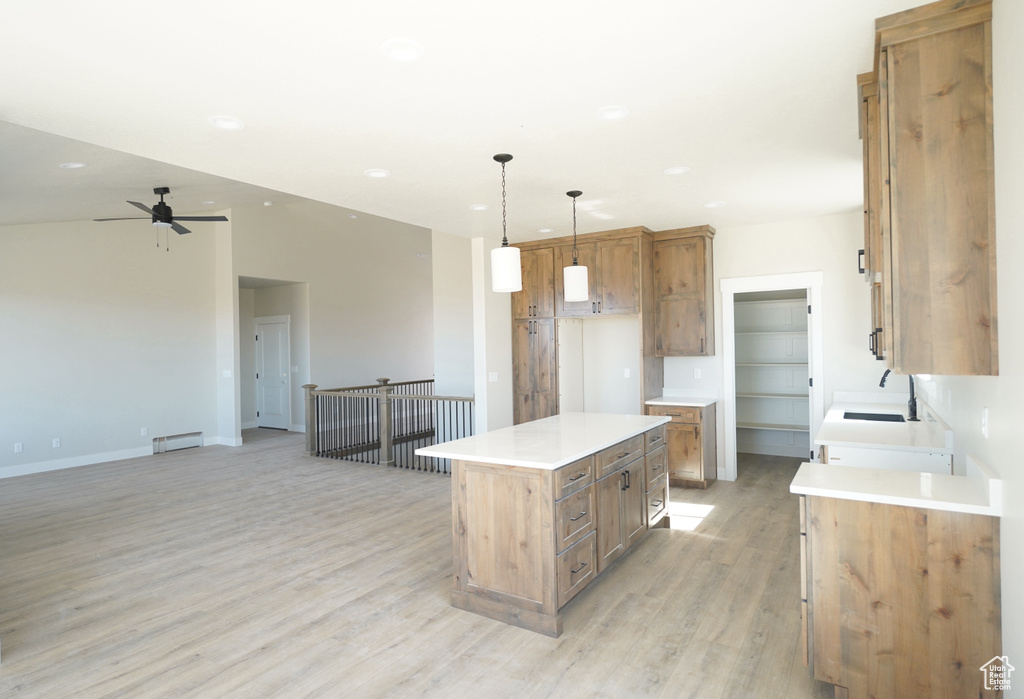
[647,403,717,488]
[861,0,998,375]
[512,247,555,320]
[513,318,557,424]
[595,437,646,573]
[555,238,639,317]
[644,426,668,528]
[800,493,1001,697]
[653,227,715,357]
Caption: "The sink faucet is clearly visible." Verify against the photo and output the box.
[879,369,919,421]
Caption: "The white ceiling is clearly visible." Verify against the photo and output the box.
[0,0,923,240]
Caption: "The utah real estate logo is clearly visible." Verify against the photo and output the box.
[980,655,1014,691]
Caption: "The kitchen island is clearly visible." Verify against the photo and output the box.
[416,412,671,637]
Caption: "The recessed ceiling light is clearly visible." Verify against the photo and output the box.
[348,213,358,219]
[704,201,726,208]
[364,169,391,179]
[595,106,630,121]
[264,201,273,206]
[58,162,87,169]
[381,38,425,62]
[201,200,216,205]
[469,204,489,211]
[663,166,691,176]
[537,227,554,234]
[208,115,245,131]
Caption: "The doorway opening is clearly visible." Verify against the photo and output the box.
[720,272,824,481]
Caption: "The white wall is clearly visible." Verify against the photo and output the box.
[230,200,435,389]
[0,219,220,475]
[252,283,310,431]
[664,211,888,475]
[471,237,513,433]
[913,0,1024,663]
[431,231,474,397]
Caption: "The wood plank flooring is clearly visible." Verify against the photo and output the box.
[0,430,834,698]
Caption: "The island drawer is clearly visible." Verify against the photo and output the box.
[555,486,595,553]
[596,435,644,478]
[644,424,666,452]
[646,474,668,528]
[555,456,594,498]
[645,444,666,484]
[556,531,596,608]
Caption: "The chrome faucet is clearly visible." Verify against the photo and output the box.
[879,369,919,421]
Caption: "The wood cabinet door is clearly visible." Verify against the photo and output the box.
[512,248,555,319]
[596,469,625,573]
[666,422,701,481]
[596,238,639,315]
[555,243,598,317]
[622,460,646,549]
[532,318,556,393]
[654,237,709,356]
[512,320,533,394]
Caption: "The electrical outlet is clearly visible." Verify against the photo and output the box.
[52,438,61,448]
[981,407,989,438]
[488,372,498,383]
[693,368,702,379]
[14,443,22,453]
[141,427,148,437]
[624,367,630,378]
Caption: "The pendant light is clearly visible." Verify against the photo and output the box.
[563,190,589,302]
[490,153,522,293]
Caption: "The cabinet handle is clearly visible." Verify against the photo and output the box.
[694,426,698,437]
[700,337,704,354]
[621,471,628,491]
[592,301,597,314]
[569,510,588,522]
[858,248,866,274]
[651,499,664,508]
[570,561,588,575]
[567,472,588,482]
[598,301,602,313]
[624,469,631,490]
[869,331,875,353]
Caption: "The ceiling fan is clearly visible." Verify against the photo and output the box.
[94,186,228,235]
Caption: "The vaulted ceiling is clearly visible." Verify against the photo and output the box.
[0,0,923,240]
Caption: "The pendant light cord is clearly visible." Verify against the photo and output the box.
[501,161,508,246]
[568,190,582,265]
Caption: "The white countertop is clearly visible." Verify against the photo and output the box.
[790,455,1001,516]
[814,401,953,454]
[645,395,717,407]
[414,412,671,470]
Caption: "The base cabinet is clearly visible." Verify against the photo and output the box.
[801,494,1001,697]
[647,403,717,488]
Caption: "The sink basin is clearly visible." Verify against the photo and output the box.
[843,411,905,423]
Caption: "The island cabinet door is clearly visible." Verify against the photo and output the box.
[622,459,646,549]
[596,467,626,573]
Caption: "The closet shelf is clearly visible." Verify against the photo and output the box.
[737,422,811,432]
[736,392,809,400]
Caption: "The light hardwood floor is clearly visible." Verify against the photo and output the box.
[0,430,833,698]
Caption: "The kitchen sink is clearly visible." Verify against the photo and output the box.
[843,411,906,423]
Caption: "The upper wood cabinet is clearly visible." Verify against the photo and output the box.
[512,248,555,319]
[554,238,639,317]
[866,0,997,375]
[653,227,715,357]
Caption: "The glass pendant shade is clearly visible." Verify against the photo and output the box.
[563,263,589,302]
[491,245,523,293]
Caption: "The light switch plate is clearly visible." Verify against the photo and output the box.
[488,372,498,383]
[981,406,989,438]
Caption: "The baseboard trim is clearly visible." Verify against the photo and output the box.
[0,446,153,480]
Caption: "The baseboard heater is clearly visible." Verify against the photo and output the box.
[153,431,204,454]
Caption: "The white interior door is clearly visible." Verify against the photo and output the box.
[256,317,290,429]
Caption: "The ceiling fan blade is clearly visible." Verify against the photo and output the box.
[127,200,156,215]
[171,221,192,235]
[94,217,150,221]
[172,216,230,222]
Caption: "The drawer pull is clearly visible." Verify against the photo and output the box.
[570,561,588,575]
[569,510,588,522]
[616,451,631,459]
[651,499,663,508]
[567,472,588,482]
